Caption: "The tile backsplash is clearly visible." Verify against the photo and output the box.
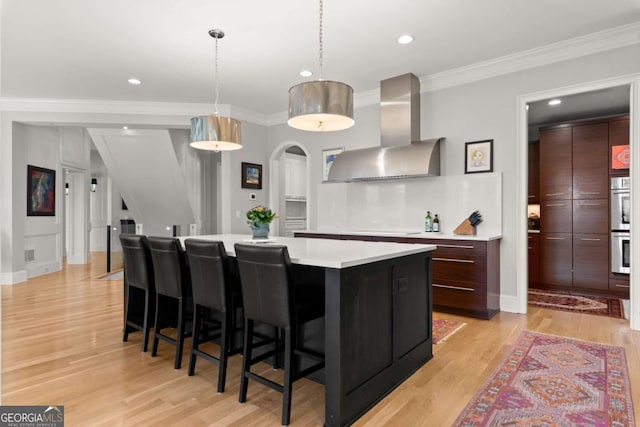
[317,172,502,236]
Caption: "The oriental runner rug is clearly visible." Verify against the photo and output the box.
[452,330,635,427]
[433,318,466,344]
[528,289,624,319]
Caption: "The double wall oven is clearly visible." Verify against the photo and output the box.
[611,177,630,274]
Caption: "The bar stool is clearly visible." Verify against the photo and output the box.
[148,236,192,369]
[184,239,243,393]
[120,234,155,352]
[234,243,325,426]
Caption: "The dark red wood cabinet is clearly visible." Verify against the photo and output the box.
[527,233,540,287]
[539,233,572,288]
[534,116,626,297]
[528,141,540,203]
[539,127,572,200]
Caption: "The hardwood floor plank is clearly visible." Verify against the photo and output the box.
[3,253,640,425]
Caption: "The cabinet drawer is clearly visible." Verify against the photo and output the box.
[433,254,487,285]
[433,283,486,312]
[426,240,486,256]
[573,199,608,234]
[284,219,306,229]
[540,201,572,233]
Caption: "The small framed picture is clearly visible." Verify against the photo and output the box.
[465,139,493,174]
[241,162,263,189]
[322,147,344,182]
[27,165,56,216]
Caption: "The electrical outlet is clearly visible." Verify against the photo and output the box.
[235,210,241,218]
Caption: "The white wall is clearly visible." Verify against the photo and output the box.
[267,44,640,312]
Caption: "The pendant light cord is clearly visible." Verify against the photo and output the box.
[319,0,324,81]
[214,34,220,115]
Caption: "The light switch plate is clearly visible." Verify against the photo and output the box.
[250,193,256,200]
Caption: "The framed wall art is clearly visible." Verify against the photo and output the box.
[322,147,344,182]
[464,139,493,174]
[27,165,56,216]
[241,162,263,189]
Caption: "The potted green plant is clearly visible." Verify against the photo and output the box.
[246,205,277,239]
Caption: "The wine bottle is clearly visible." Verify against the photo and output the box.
[433,214,440,232]
[425,211,433,232]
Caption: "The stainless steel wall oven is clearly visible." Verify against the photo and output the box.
[611,177,630,274]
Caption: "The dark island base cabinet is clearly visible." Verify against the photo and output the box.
[296,233,500,320]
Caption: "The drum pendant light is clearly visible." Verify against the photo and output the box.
[190,29,242,151]
[288,0,354,132]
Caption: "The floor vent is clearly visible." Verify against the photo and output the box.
[25,249,35,263]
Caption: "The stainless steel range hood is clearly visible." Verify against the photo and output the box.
[327,73,443,182]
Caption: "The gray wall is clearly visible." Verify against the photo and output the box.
[266,43,640,307]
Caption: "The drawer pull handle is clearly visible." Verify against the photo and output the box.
[545,203,565,207]
[615,284,630,288]
[437,244,475,249]
[546,237,565,240]
[580,191,600,195]
[545,193,564,196]
[528,195,535,198]
[433,257,475,264]
[580,238,601,241]
[580,203,601,207]
[433,283,475,292]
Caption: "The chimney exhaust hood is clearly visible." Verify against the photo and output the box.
[327,73,443,182]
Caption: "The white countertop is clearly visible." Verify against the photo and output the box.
[179,234,436,269]
[300,230,502,242]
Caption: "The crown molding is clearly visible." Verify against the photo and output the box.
[420,21,640,92]
[0,97,271,126]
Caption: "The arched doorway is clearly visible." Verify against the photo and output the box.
[269,142,311,237]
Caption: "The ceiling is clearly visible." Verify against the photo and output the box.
[528,86,631,126]
[3,1,640,116]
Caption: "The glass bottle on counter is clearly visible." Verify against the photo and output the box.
[424,211,433,232]
[433,214,440,232]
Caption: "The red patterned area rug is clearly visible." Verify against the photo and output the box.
[433,318,466,344]
[452,330,635,426]
[528,289,624,319]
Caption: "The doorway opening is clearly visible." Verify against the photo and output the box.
[62,167,89,265]
[269,143,311,237]
[517,75,640,330]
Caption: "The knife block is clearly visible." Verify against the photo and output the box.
[453,219,476,235]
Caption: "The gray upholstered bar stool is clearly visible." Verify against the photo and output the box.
[184,238,243,393]
[148,236,193,369]
[234,243,325,426]
[120,234,155,352]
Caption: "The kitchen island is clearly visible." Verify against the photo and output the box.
[178,234,436,427]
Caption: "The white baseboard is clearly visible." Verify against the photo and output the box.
[26,260,62,279]
[500,294,526,314]
[0,270,28,285]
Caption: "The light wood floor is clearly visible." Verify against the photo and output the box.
[3,255,639,426]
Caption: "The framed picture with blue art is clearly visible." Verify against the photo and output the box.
[322,147,344,182]
[241,162,262,189]
[27,165,56,216]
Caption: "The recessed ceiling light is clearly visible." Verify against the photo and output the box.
[122,126,128,130]
[548,99,562,106]
[526,104,529,110]
[397,35,414,45]
[300,70,313,77]
[127,78,142,85]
